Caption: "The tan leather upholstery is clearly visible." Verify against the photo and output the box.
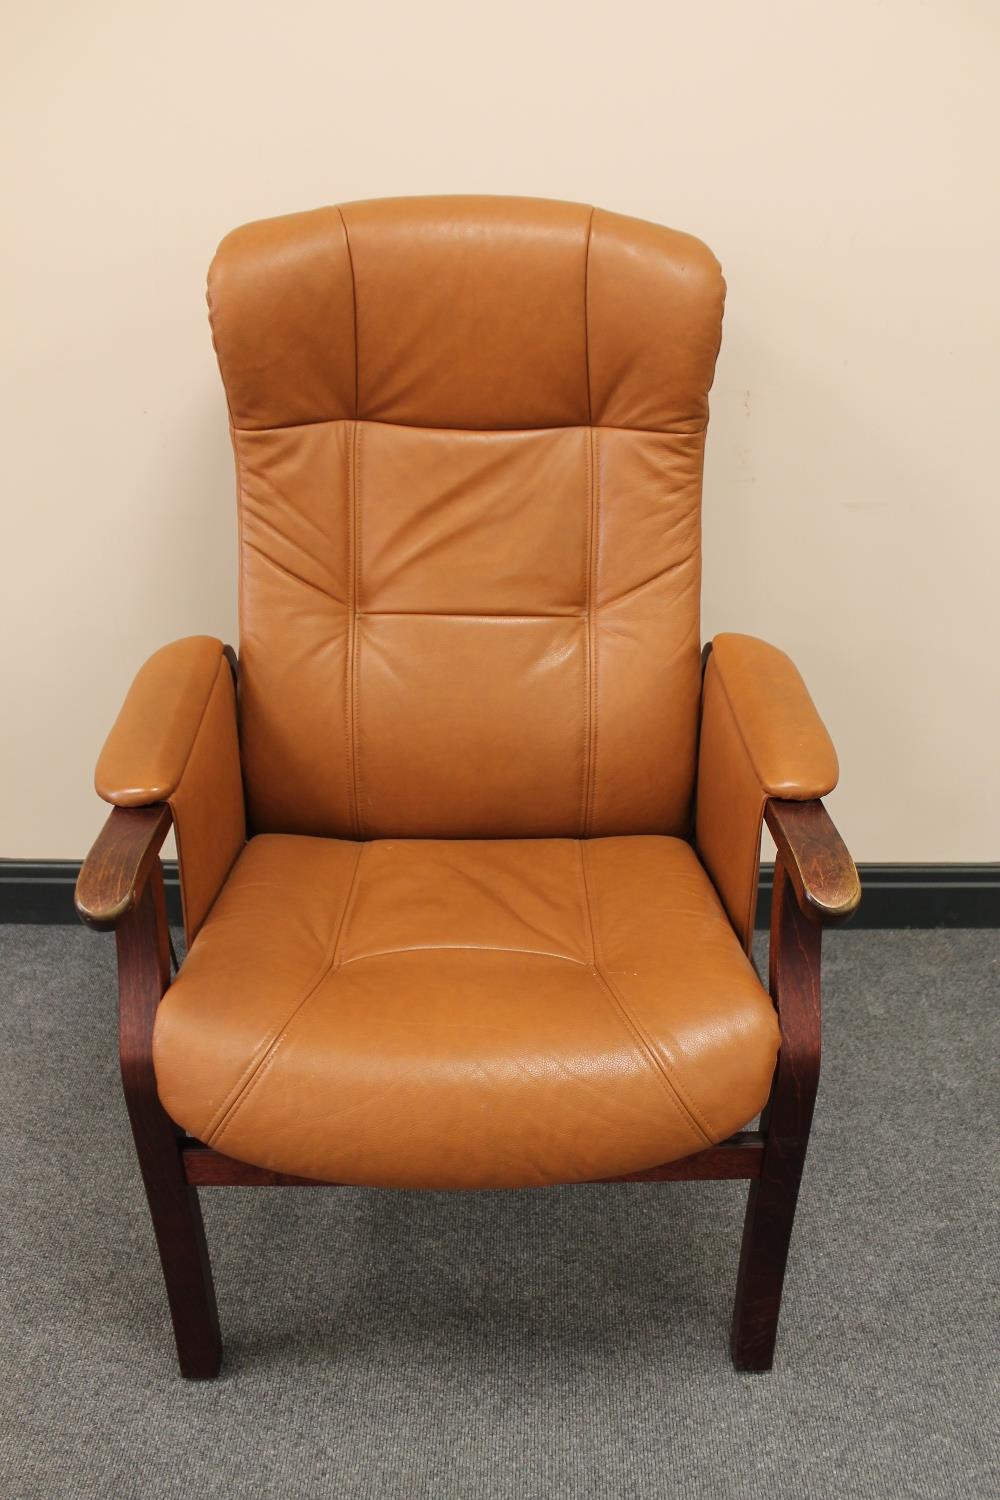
[89,197,848,1187]
[695,633,839,947]
[153,834,779,1188]
[95,637,245,938]
[208,197,724,839]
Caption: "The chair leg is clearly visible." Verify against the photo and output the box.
[117,865,222,1378]
[730,859,822,1371]
[729,1126,811,1370]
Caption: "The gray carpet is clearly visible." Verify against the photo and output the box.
[0,924,997,1499]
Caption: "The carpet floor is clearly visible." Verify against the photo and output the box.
[0,923,997,1499]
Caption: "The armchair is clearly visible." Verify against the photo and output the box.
[76,196,859,1377]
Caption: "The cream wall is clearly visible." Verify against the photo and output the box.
[3,0,998,861]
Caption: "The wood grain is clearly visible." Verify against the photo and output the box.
[117,862,222,1378]
[729,857,823,1371]
[764,797,861,925]
[75,804,172,930]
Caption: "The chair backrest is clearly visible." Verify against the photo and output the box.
[208,196,725,839]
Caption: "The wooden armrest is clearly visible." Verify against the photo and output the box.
[764,798,861,926]
[75,805,173,931]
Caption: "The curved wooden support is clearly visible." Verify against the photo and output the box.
[764,797,861,925]
[117,860,222,1378]
[730,856,823,1370]
[75,805,172,930]
[182,1131,766,1187]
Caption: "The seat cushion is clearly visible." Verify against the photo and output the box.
[153,834,779,1188]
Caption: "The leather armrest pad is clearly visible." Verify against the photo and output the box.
[707,634,839,799]
[95,637,230,805]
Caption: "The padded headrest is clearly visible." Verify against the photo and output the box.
[208,195,725,434]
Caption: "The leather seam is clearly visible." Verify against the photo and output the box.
[340,206,362,838]
[229,418,710,437]
[353,421,365,836]
[356,610,583,620]
[583,206,595,426]
[339,944,588,967]
[205,844,366,1147]
[587,428,600,833]
[346,421,362,839]
[337,205,359,419]
[240,561,585,617]
[232,427,248,765]
[577,843,714,1147]
[580,427,594,837]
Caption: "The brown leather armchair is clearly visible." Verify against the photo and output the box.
[76,197,859,1379]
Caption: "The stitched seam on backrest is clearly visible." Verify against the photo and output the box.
[238,412,702,838]
[232,425,250,824]
[340,210,363,838]
[579,429,594,837]
[577,843,713,1146]
[583,206,595,427]
[586,429,600,833]
[230,418,710,436]
[345,421,362,838]
[205,843,366,1147]
[337,206,359,420]
[352,422,365,837]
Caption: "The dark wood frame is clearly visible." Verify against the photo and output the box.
[75,793,859,1379]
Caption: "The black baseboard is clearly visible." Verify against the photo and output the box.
[753,864,997,929]
[1,861,185,927]
[0,859,996,929]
